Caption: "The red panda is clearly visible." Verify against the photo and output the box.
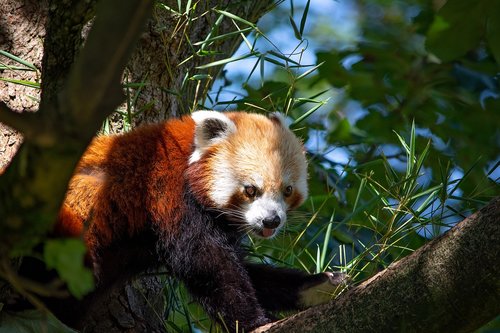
[54,111,347,331]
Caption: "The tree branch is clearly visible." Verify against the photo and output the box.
[254,197,500,333]
[62,0,152,134]
[40,0,97,112]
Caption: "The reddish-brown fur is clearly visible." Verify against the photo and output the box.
[55,205,84,237]
[57,117,195,263]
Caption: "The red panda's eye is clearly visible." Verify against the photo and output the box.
[284,185,293,197]
[244,185,257,198]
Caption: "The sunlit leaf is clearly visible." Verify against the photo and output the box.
[44,239,94,299]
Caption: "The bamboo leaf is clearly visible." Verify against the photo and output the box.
[0,65,35,71]
[193,27,252,47]
[195,14,224,50]
[196,53,254,69]
[184,0,192,15]
[215,10,256,28]
[320,215,334,271]
[0,77,40,89]
[296,61,324,81]
[289,16,302,40]
[291,98,330,126]
[299,0,311,35]
[0,50,37,70]
[267,50,301,65]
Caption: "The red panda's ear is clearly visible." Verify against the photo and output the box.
[189,111,236,163]
[269,112,289,128]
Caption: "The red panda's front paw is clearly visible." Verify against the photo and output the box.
[247,316,273,332]
[325,271,350,286]
[298,272,350,308]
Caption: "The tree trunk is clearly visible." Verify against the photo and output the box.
[254,197,500,333]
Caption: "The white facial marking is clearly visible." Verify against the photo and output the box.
[295,175,308,201]
[209,159,237,206]
[251,174,264,189]
[188,150,202,165]
[189,111,309,239]
[244,194,287,233]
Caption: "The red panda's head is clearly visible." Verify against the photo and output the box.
[187,111,308,239]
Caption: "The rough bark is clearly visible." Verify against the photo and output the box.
[0,0,153,242]
[81,273,167,333]
[254,197,500,333]
[0,0,46,168]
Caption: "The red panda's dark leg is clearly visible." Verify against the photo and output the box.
[245,263,349,311]
[159,208,271,331]
[167,237,271,331]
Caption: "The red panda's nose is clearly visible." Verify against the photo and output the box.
[262,215,281,229]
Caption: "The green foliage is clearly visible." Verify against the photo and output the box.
[311,0,499,203]
[0,50,38,71]
[44,239,94,299]
[426,0,500,63]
